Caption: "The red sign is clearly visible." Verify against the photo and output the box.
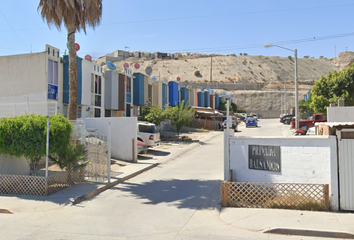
[123,63,129,68]
[134,63,140,69]
[84,54,92,61]
[177,77,181,81]
[75,43,80,51]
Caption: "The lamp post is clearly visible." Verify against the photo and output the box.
[264,44,299,130]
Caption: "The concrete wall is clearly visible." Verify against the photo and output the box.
[152,81,163,108]
[0,52,47,102]
[81,58,104,118]
[226,136,339,210]
[327,106,354,122]
[83,117,137,161]
[0,155,30,175]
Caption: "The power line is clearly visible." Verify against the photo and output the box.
[0,9,29,51]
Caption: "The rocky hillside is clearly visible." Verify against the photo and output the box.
[96,52,354,117]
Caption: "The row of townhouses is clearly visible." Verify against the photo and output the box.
[0,45,231,118]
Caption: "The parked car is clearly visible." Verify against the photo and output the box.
[137,121,160,147]
[306,126,316,135]
[222,120,238,132]
[280,114,295,124]
[249,113,259,120]
[137,140,148,154]
[245,117,258,127]
[290,113,327,131]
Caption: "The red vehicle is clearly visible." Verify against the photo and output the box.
[291,113,327,131]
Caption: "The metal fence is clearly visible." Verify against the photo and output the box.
[221,181,329,211]
[71,121,111,183]
[196,82,264,91]
[0,100,57,117]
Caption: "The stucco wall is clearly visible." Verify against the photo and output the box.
[227,136,338,210]
[0,52,47,102]
[327,106,354,122]
[0,154,30,175]
[83,117,137,161]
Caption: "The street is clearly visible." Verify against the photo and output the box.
[0,119,308,240]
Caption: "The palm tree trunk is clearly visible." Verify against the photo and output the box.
[68,25,78,121]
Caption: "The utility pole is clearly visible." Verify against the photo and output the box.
[210,55,213,83]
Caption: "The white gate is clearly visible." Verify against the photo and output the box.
[337,130,354,211]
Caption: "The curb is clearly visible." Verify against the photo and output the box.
[263,228,354,239]
[72,163,159,205]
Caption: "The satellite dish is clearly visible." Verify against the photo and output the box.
[106,61,116,70]
[152,76,157,81]
[163,77,168,84]
[200,87,204,91]
[85,54,92,61]
[134,63,140,69]
[145,66,152,76]
[183,80,189,87]
[211,89,214,94]
[123,62,129,68]
[223,92,226,96]
[191,82,196,88]
[207,87,211,92]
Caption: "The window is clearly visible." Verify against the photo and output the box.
[94,65,96,71]
[94,108,101,117]
[48,60,58,85]
[91,74,102,108]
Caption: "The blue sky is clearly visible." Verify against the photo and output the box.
[0,0,353,60]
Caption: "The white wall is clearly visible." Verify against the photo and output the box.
[0,155,30,175]
[327,106,354,122]
[83,117,137,161]
[227,136,338,210]
[81,58,104,118]
[0,52,47,102]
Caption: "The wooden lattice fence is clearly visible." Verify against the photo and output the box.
[221,182,330,211]
[0,170,84,196]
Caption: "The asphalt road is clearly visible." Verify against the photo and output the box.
[0,119,297,240]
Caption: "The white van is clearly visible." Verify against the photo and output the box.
[137,121,160,147]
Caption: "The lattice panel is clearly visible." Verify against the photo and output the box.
[221,182,329,211]
[0,174,46,195]
[0,170,84,196]
[46,170,84,195]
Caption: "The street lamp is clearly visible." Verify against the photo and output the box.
[264,44,299,130]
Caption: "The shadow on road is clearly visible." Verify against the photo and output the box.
[116,179,222,210]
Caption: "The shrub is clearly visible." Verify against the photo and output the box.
[220,70,223,74]
[288,55,293,61]
[0,114,73,175]
[242,60,247,65]
[194,70,201,77]
[174,57,179,60]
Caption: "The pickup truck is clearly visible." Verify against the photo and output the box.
[291,113,327,131]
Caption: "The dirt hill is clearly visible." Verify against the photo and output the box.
[96,52,354,117]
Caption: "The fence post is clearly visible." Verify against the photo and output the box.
[107,122,111,183]
[221,182,228,207]
[323,184,330,210]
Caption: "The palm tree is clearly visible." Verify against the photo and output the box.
[38,0,102,120]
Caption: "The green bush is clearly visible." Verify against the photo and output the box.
[0,114,73,174]
[194,70,201,77]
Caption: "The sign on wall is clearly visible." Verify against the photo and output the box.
[248,145,281,172]
[48,84,58,100]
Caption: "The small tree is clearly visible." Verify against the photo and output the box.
[167,100,194,137]
[143,104,169,130]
